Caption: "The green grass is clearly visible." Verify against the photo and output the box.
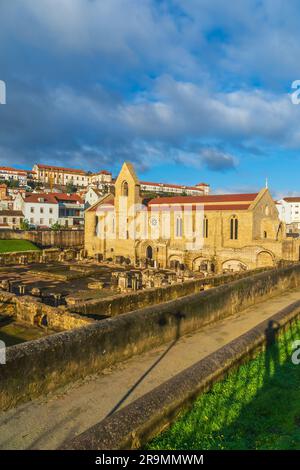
[0,239,40,253]
[147,319,300,450]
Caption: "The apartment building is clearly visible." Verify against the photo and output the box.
[0,210,24,229]
[140,180,210,196]
[14,192,84,228]
[0,166,29,186]
[32,164,90,188]
[88,170,113,189]
[32,164,113,189]
[276,197,300,232]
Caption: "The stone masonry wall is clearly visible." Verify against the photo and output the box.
[1,263,300,410]
[0,229,84,248]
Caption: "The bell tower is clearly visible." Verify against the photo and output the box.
[114,162,142,255]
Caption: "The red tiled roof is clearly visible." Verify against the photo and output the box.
[95,170,112,175]
[0,210,24,216]
[0,166,27,175]
[283,197,300,203]
[148,193,258,205]
[149,203,251,211]
[24,192,83,204]
[35,164,87,175]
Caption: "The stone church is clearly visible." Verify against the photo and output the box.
[85,162,299,273]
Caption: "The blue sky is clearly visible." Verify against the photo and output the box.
[0,0,300,196]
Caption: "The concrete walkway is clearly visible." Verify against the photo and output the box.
[1,287,300,450]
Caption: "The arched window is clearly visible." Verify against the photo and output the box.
[230,216,238,240]
[176,216,183,237]
[121,181,129,196]
[203,216,208,238]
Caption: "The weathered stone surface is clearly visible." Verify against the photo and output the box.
[60,300,300,450]
[88,281,104,290]
[1,263,300,412]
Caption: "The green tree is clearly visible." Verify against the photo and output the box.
[51,222,62,231]
[20,219,30,230]
[65,182,77,194]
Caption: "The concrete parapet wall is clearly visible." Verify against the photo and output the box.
[1,263,300,411]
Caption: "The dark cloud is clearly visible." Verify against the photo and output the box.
[200,148,238,172]
[0,0,300,175]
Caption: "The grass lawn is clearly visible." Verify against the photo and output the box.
[148,318,300,450]
[0,239,40,253]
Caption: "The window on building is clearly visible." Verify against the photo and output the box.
[40,207,44,214]
[264,231,267,238]
[203,216,208,238]
[176,216,183,237]
[121,181,129,197]
[30,218,34,224]
[30,207,34,213]
[49,208,53,214]
[230,216,238,240]
[49,218,53,225]
[40,218,44,225]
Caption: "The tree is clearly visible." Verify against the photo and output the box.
[20,219,30,230]
[51,222,62,231]
[65,182,77,194]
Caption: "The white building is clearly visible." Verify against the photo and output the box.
[140,180,210,196]
[88,170,113,188]
[32,164,113,189]
[85,187,103,209]
[0,166,28,186]
[276,197,300,231]
[14,192,84,228]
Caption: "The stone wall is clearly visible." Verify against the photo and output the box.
[0,229,84,248]
[1,263,300,411]
[68,267,272,317]
[0,291,93,331]
[61,300,300,450]
[0,247,79,265]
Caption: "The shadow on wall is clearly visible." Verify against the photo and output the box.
[105,310,186,418]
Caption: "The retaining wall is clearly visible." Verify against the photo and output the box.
[1,263,300,411]
[0,229,84,248]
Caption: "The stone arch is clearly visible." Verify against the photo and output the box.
[146,245,153,260]
[192,256,210,272]
[168,255,183,270]
[257,250,274,267]
[222,259,248,272]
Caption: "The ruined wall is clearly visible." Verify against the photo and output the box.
[0,229,84,248]
[0,291,92,331]
[0,247,79,265]
[68,267,272,317]
[1,263,300,410]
